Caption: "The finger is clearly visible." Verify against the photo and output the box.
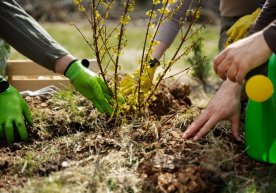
[92,78,114,115]
[216,55,233,80]
[226,62,238,82]
[233,31,246,43]
[227,27,238,42]
[15,120,28,141]
[0,123,4,139]
[97,77,112,101]
[120,75,136,96]
[120,74,135,87]
[91,86,113,115]
[193,116,219,140]
[90,96,105,113]
[225,26,239,48]
[230,114,241,141]
[100,99,113,115]
[182,111,209,139]
[88,78,106,112]
[226,25,236,37]
[4,121,14,143]
[22,100,33,126]
[235,70,246,85]
[214,51,227,73]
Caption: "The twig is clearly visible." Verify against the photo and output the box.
[137,3,157,113]
[72,23,95,53]
[114,0,132,112]
[90,0,112,95]
[163,66,192,80]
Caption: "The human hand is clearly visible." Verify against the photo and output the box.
[119,59,160,96]
[225,8,260,48]
[182,79,242,141]
[65,60,113,115]
[214,31,272,84]
[0,84,32,143]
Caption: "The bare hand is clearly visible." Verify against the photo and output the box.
[214,31,272,84]
[182,80,242,141]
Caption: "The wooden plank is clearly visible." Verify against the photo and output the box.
[7,59,98,76]
[6,59,98,91]
[7,61,58,76]
[10,80,72,91]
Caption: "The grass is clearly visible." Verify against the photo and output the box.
[9,21,219,75]
[10,21,273,193]
[1,87,276,192]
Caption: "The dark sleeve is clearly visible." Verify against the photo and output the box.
[250,0,276,53]
[0,0,69,71]
[155,0,198,46]
[263,20,276,53]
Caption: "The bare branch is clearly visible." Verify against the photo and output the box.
[137,2,157,113]
[72,23,95,53]
[114,0,133,112]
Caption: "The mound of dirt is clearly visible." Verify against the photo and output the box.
[149,82,192,116]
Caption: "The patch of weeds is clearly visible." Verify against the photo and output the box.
[15,151,40,176]
[107,178,119,191]
[26,91,110,141]
[188,34,210,86]
[12,151,140,193]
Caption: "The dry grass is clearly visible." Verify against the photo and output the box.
[1,84,276,193]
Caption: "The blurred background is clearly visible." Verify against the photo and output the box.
[15,0,220,23]
[9,0,222,88]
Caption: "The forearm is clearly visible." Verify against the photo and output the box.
[0,0,69,72]
[151,41,169,60]
[155,0,193,46]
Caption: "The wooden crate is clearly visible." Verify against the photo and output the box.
[7,59,98,91]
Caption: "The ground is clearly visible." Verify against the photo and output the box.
[1,82,276,193]
[3,22,276,193]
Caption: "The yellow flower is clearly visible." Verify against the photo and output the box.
[153,0,161,5]
[74,0,82,5]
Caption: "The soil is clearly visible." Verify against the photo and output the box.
[0,82,275,193]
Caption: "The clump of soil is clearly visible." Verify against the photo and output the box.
[137,134,224,193]
[149,82,192,116]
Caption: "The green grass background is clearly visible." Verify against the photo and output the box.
[9,22,219,75]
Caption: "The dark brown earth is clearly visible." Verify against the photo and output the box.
[0,83,275,193]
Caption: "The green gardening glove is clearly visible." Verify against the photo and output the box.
[225,8,261,48]
[0,81,32,143]
[65,60,113,115]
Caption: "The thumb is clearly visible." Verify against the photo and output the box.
[22,100,33,126]
[230,114,241,141]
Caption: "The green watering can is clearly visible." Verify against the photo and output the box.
[245,54,276,163]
